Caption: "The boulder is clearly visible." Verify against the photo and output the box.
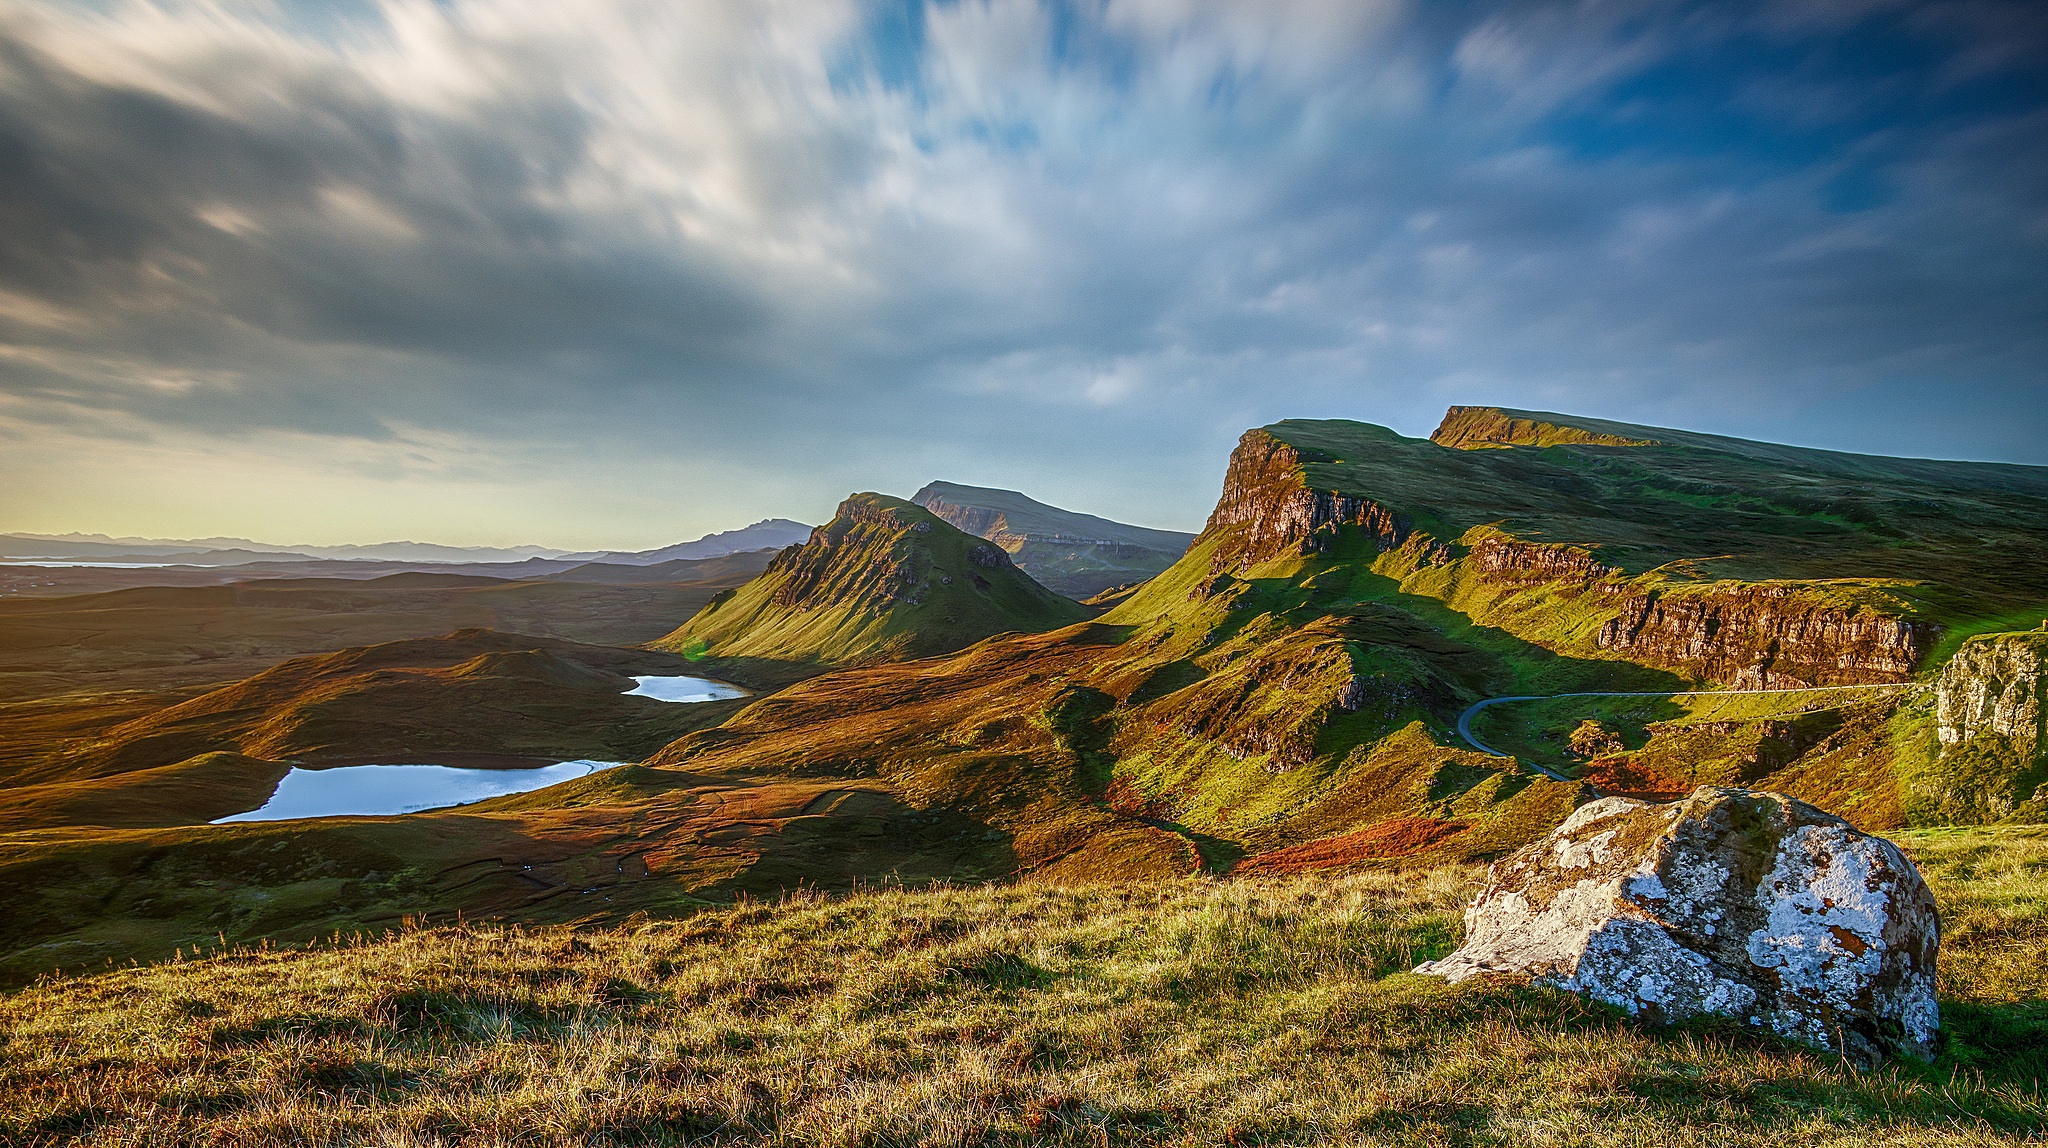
[1415,786,1939,1065]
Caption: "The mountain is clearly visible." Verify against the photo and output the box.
[0,533,569,564]
[534,550,779,585]
[9,406,2048,992]
[911,482,1193,598]
[651,493,1091,674]
[588,519,813,565]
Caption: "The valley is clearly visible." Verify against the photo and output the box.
[4,406,2048,1141]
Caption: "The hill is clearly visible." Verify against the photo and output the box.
[590,519,812,565]
[7,406,2048,992]
[652,493,1092,676]
[2,829,2042,1144]
[912,481,1194,597]
[37,628,738,790]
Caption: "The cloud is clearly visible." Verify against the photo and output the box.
[0,0,2043,546]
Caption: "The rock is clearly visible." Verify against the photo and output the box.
[1937,631,2048,766]
[1415,786,1939,1066]
[1594,586,1931,689]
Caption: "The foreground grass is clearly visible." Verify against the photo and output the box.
[3,836,2045,1146]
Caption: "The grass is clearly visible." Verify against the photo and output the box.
[4,835,2044,1146]
[654,494,1091,673]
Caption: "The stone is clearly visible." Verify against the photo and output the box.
[1937,631,2048,766]
[1415,786,1939,1066]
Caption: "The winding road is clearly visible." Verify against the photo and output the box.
[1453,683,1926,784]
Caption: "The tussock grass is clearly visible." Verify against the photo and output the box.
[3,848,2044,1146]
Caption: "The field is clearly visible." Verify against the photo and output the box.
[2,826,2042,1146]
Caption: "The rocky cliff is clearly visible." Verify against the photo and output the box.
[1937,630,2048,763]
[1196,429,1432,571]
[1184,423,1932,688]
[1596,585,1933,688]
[1430,406,1661,450]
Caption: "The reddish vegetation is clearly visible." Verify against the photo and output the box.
[1102,776,1176,822]
[1579,756,1686,802]
[1235,817,1468,874]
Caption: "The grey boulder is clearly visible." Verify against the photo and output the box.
[1415,786,1939,1066]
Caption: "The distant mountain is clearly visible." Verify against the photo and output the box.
[910,482,1194,598]
[1,520,816,569]
[590,519,813,565]
[0,533,568,565]
[652,494,1089,673]
[537,550,780,585]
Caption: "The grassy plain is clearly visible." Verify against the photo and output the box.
[2,827,2042,1146]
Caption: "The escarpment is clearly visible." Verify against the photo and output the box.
[1198,430,1425,570]
[1178,418,1956,689]
[1595,586,1933,688]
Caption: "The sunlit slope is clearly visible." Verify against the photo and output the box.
[1106,410,2048,690]
[49,629,740,785]
[653,493,1092,673]
[6,830,2044,1145]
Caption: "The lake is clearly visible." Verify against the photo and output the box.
[214,759,623,822]
[623,674,748,702]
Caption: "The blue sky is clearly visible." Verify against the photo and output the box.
[0,0,2043,547]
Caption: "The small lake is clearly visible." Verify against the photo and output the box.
[214,759,623,823]
[623,674,748,703]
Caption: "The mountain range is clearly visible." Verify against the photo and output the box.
[5,404,2046,990]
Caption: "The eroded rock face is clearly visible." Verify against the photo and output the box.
[1415,786,1939,1065]
[1199,430,1441,571]
[1937,630,2048,764]
[1595,585,1931,688]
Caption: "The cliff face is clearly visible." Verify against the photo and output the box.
[1197,430,1427,570]
[1596,586,1933,688]
[1937,631,2048,762]
[1178,423,1936,688]
[1430,406,1660,450]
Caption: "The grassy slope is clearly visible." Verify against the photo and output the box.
[653,494,1092,674]
[3,833,2042,1146]
[25,629,742,786]
[1262,412,2048,650]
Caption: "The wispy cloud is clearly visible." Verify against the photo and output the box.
[1,0,2043,545]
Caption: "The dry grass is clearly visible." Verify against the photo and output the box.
[5,837,2045,1147]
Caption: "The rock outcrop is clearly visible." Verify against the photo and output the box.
[1198,430,1446,571]
[1595,585,1932,688]
[1937,630,2048,765]
[1416,786,1939,1066]
[1430,405,1661,450]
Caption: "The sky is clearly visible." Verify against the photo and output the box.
[1,0,2044,549]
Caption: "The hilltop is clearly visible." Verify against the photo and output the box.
[652,493,1092,677]
[912,481,1194,598]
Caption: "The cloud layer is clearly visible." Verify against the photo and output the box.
[2,0,2044,545]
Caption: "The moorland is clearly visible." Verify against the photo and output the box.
[4,405,2048,1144]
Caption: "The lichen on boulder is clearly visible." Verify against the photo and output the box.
[1415,785,1939,1066]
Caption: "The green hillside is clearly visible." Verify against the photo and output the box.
[653,493,1092,675]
